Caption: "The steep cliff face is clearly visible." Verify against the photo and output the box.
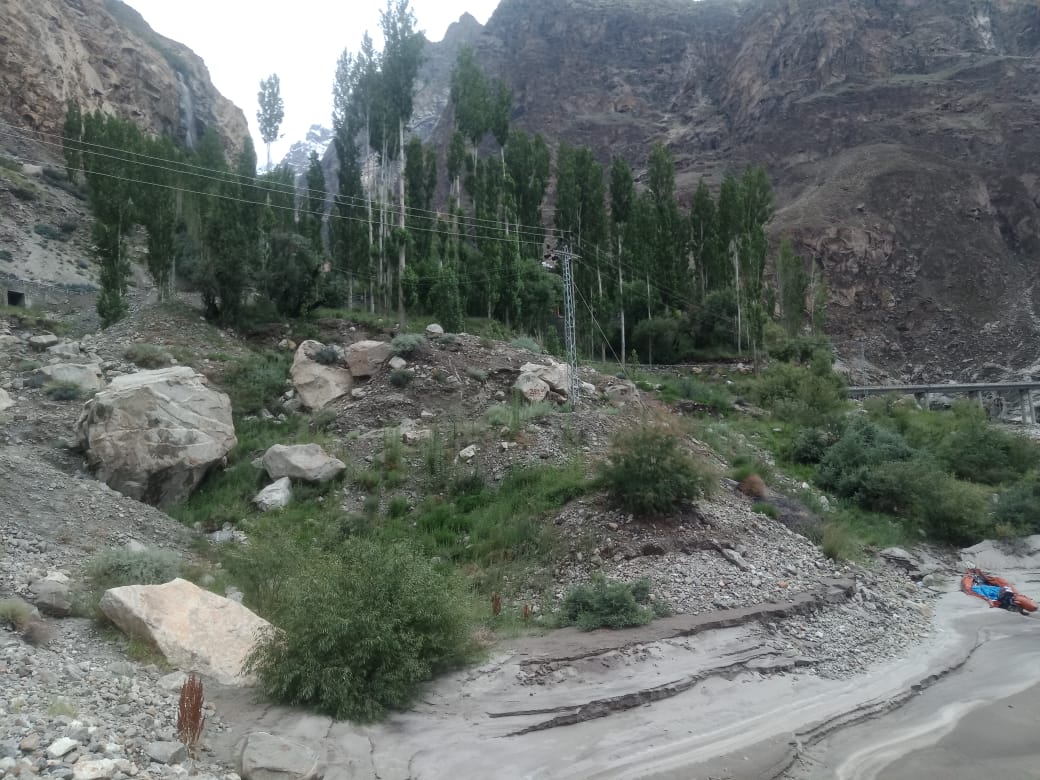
[0,0,247,155]
[468,0,1040,379]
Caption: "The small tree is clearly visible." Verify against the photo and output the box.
[257,73,285,171]
[777,238,808,337]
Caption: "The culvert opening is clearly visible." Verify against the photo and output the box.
[6,290,25,307]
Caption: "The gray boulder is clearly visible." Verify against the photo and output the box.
[76,367,237,508]
[344,340,391,378]
[261,444,345,483]
[513,373,550,403]
[239,732,323,780]
[425,323,444,339]
[30,577,72,617]
[290,341,352,411]
[146,741,187,765]
[28,333,59,351]
[37,362,104,392]
[0,388,13,412]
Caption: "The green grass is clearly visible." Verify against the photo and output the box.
[215,350,292,415]
[486,398,554,430]
[124,343,172,369]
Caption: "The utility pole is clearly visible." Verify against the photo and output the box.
[556,241,581,406]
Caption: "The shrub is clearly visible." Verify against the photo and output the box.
[124,343,172,369]
[312,345,340,365]
[659,376,732,411]
[389,368,413,388]
[752,502,779,519]
[245,539,476,721]
[737,474,767,498]
[558,576,668,631]
[816,418,915,500]
[219,351,291,415]
[390,334,425,357]
[486,398,553,430]
[387,495,410,518]
[784,426,839,465]
[10,186,36,202]
[465,366,488,383]
[44,381,84,401]
[84,547,181,591]
[509,336,542,354]
[770,335,833,364]
[597,426,715,516]
[0,598,32,631]
[33,223,67,242]
[820,522,859,561]
[994,472,1040,535]
[749,354,846,425]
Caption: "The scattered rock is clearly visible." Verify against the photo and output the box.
[253,477,292,512]
[46,737,79,759]
[76,367,237,508]
[146,740,188,765]
[99,578,272,686]
[46,340,83,360]
[28,333,59,351]
[72,757,117,780]
[458,445,477,462]
[261,444,345,483]
[389,356,407,370]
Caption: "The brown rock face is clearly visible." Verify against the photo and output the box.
[462,0,1040,378]
[0,0,247,155]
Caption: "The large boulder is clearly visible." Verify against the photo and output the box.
[513,373,550,403]
[344,340,391,378]
[0,388,13,412]
[261,444,345,483]
[46,340,83,360]
[239,732,323,780]
[99,578,271,686]
[290,341,352,411]
[76,367,236,508]
[37,363,104,392]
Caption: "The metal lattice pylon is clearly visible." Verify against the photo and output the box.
[559,243,581,406]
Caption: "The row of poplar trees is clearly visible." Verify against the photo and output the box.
[68,0,822,361]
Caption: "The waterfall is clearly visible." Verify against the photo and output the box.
[176,71,197,149]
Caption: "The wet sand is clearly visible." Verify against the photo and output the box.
[878,682,1040,780]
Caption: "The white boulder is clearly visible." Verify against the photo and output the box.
[99,578,271,686]
[0,388,13,412]
[76,367,236,508]
[253,477,292,512]
[513,373,550,403]
[290,341,352,411]
[425,323,445,339]
[239,732,323,780]
[261,443,345,483]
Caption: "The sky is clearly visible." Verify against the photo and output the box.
[124,0,500,163]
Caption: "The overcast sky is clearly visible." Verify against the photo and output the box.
[124,0,500,162]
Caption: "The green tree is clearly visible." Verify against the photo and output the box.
[257,73,285,171]
[62,102,83,181]
[302,151,326,253]
[777,238,808,336]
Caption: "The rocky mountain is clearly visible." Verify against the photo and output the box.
[0,0,247,157]
[279,124,333,182]
[445,0,1040,380]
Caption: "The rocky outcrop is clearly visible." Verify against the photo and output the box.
[99,578,270,686]
[0,0,247,154]
[76,367,236,508]
[290,341,352,411]
[261,444,346,484]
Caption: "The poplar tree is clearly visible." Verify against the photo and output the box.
[257,74,285,171]
[777,238,808,337]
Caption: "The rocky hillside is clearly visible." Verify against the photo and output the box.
[0,0,247,158]
[452,0,1040,380]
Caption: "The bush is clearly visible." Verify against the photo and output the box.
[390,334,425,357]
[387,495,410,518]
[389,368,413,388]
[770,335,833,364]
[245,539,476,721]
[784,426,839,464]
[219,351,291,415]
[816,418,915,500]
[994,472,1040,535]
[33,223,68,242]
[659,376,732,411]
[124,343,172,369]
[737,474,767,498]
[509,336,542,354]
[558,576,668,631]
[465,366,488,383]
[0,598,32,631]
[44,381,84,401]
[752,502,779,519]
[84,547,181,591]
[597,426,715,516]
[312,345,340,365]
[750,354,847,425]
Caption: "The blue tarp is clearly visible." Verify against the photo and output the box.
[972,584,1003,601]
